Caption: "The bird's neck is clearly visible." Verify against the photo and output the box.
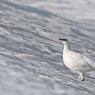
[63,42,70,52]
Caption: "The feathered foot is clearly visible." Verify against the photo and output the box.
[75,72,85,81]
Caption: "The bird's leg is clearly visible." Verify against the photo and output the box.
[75,72,84,81]
[78,72,84,81]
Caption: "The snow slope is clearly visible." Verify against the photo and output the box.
[0,0,95,95]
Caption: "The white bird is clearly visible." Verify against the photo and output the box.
[59,38,95,81]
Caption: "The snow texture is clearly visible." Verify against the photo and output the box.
[0,0,95,95]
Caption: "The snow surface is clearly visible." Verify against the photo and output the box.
[0,0,95,95]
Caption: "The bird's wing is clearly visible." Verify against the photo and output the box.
[68,51,90,67]
[68,51,93,72]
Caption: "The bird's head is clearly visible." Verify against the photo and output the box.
[59,38,68,44]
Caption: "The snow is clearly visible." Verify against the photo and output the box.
[0,0,95,95]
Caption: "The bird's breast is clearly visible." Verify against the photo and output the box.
[63,55,76,70]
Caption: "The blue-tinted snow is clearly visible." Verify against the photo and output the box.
[0,0,95,95]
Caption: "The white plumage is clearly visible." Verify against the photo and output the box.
[59,39,95,81]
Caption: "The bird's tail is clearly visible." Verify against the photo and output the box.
[83,55,95,69]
